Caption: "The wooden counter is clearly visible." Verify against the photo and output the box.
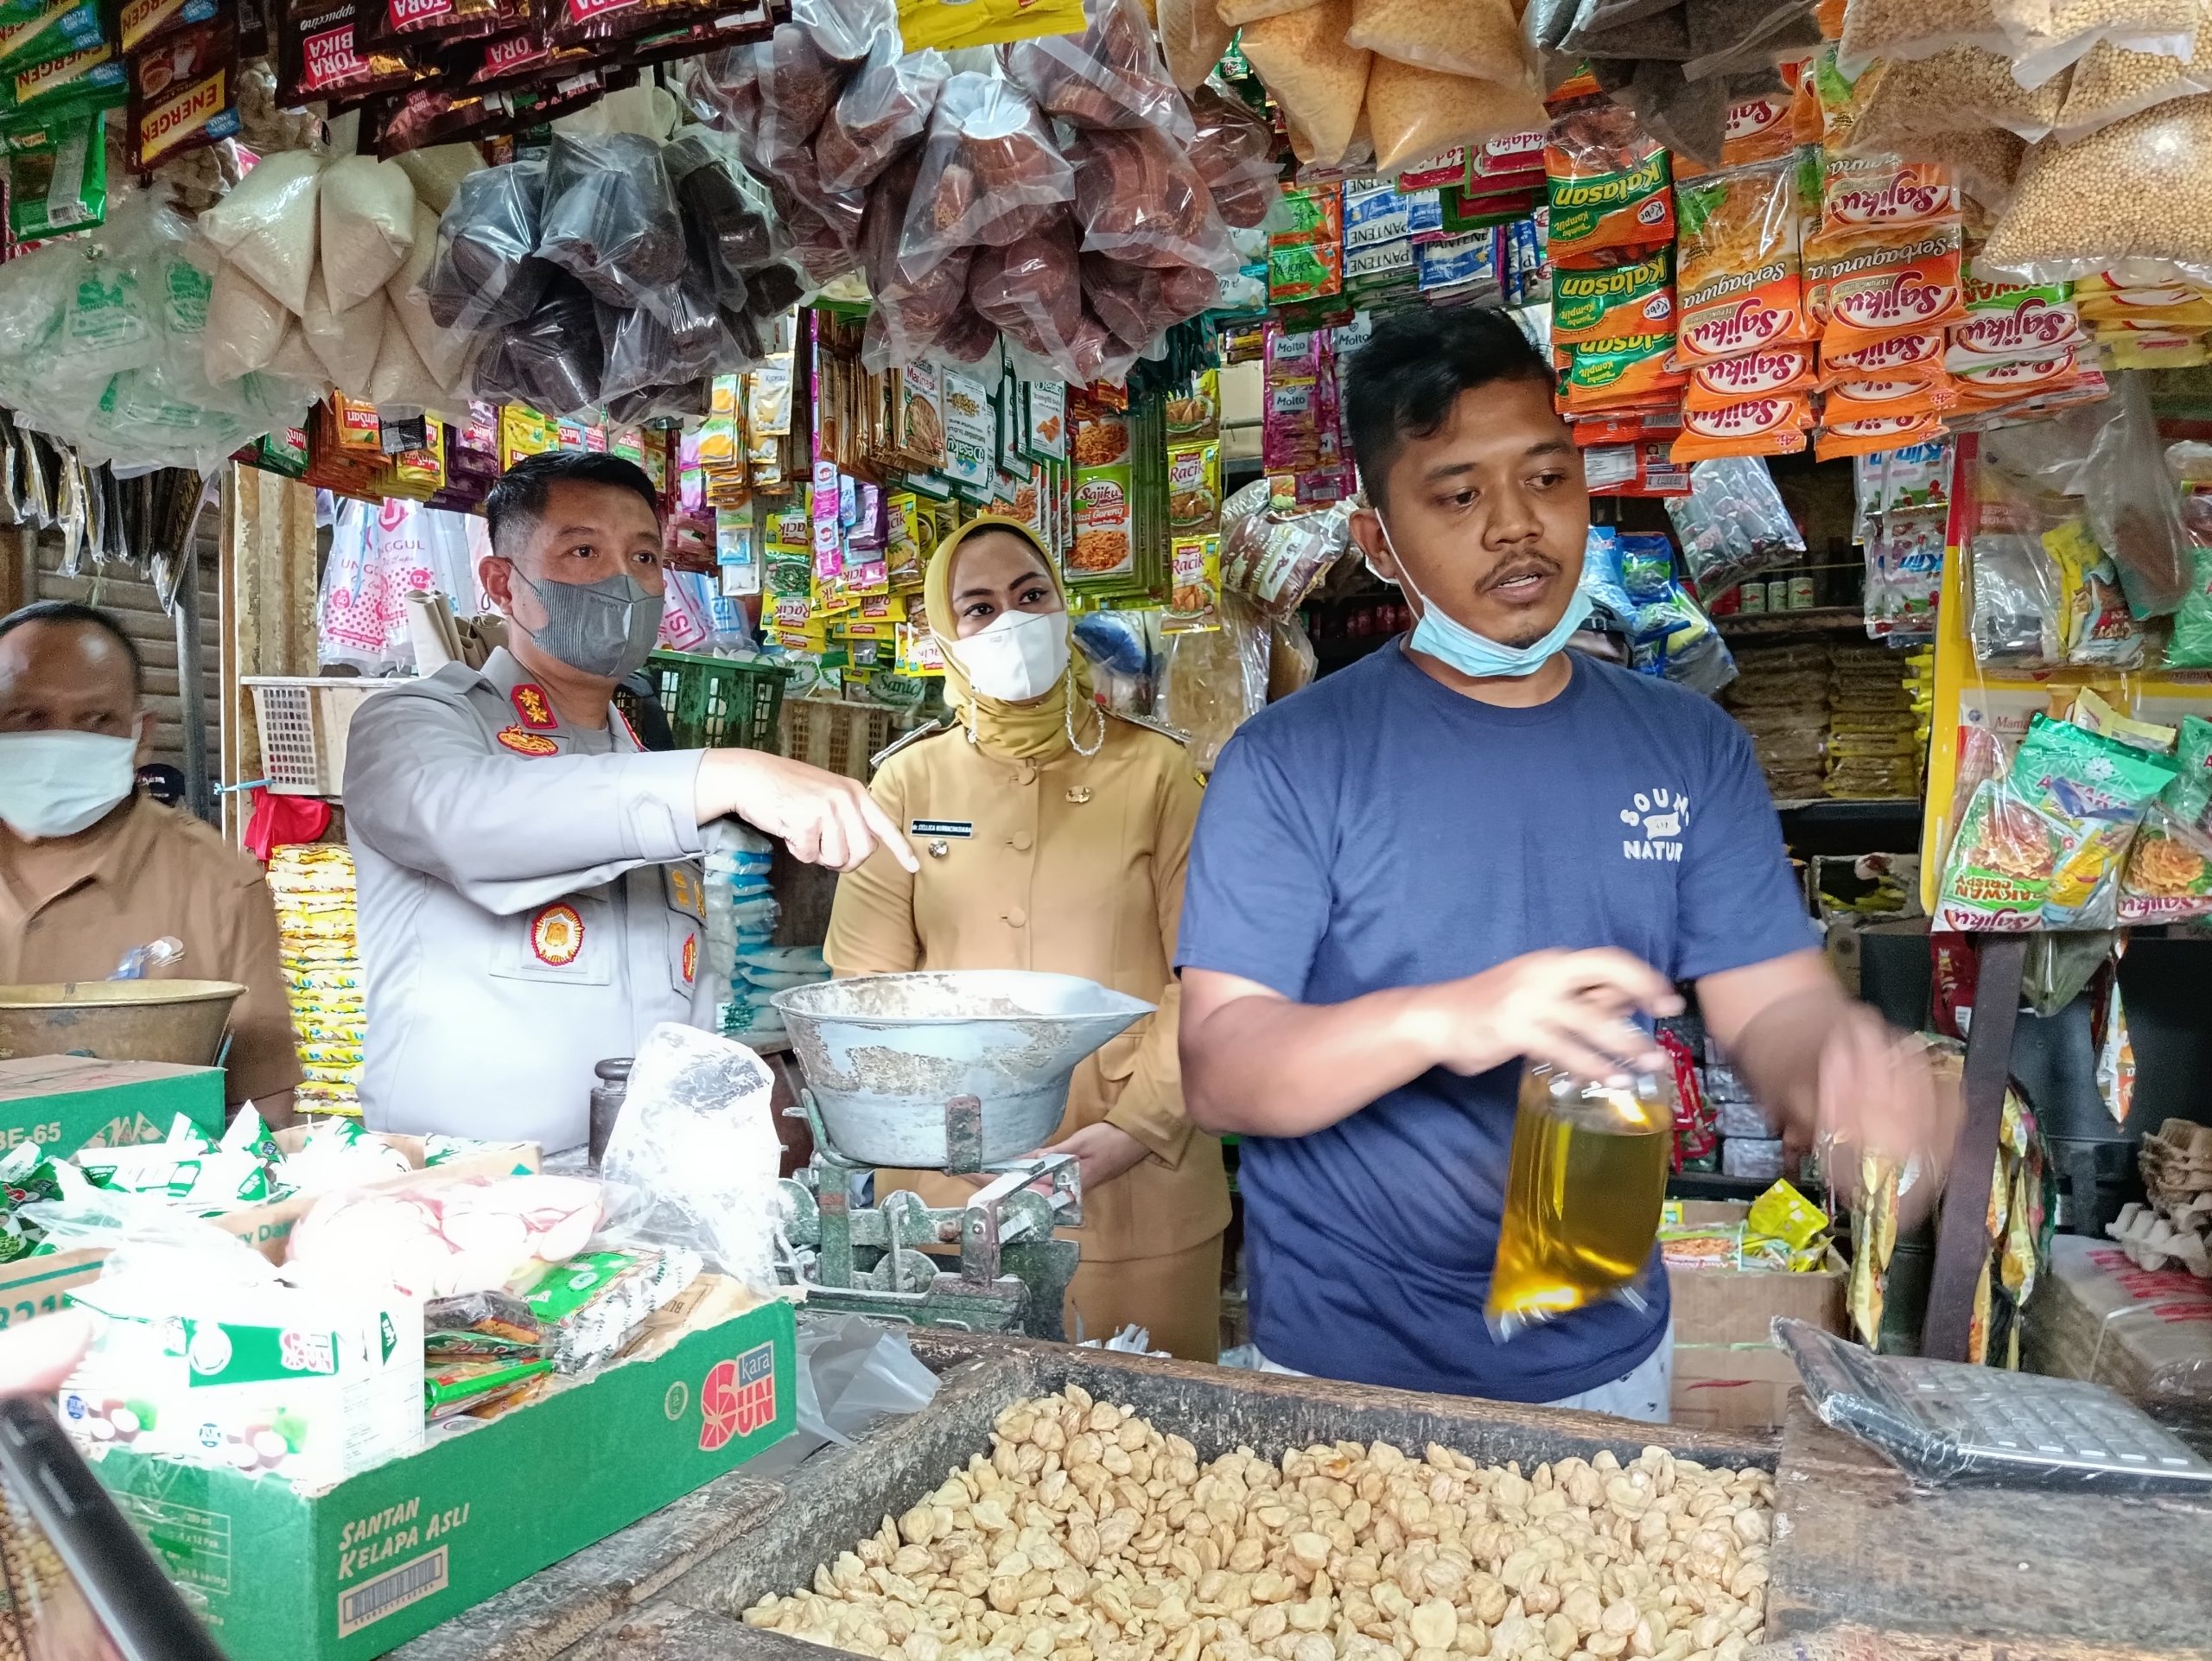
[393,1333,2212,1661]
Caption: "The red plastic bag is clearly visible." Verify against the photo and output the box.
[1187,86,1282,230]
[817,41,950,192]
[1084,252,1219,347]
[897,73,1077,281]
[1069,123,1233,270]
[1001,0,1194,139]
[861,153,976,367]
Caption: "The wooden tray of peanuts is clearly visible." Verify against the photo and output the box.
[396,1333,2212,1661]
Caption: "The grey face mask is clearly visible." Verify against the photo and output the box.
[511,567,664,681]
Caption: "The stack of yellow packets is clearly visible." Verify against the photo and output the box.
[268,844,366,1117]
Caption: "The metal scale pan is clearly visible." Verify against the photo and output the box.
[772,971,1153,1171]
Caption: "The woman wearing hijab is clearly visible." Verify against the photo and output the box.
[824,517,1230,1360]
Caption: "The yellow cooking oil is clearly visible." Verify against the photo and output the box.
[1488,1065,1675,1336]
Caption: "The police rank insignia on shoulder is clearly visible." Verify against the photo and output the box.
[511,684,558,730]
[497,727,560,756]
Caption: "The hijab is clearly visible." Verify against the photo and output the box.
[925,516,1101,761]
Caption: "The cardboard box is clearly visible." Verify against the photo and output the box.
[96,1295,796,1661]
[1666,1200,1845,1431]
[0,1131,538,1329]
[0,1055,224,1156]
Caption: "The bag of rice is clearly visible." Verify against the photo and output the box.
[385,203,472,390]
[1161,0,1236,89]
[1240,0,1371,167]
[197,149,322,315]
[302,283,387,395]
[365,319,445,416]
[393,143,483,215]
[319,155,418,312]
[203,261,291,383]
[1365,59,1548,171]
[1347,0,1529,83]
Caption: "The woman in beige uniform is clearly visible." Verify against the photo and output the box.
[824,517,1230,1360]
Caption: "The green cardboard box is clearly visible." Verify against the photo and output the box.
[92,1295,796,1661]
[0,1055,224,1155]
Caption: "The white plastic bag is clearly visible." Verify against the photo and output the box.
[319,154,417,311]
[197,149,322,315]
[202,261,291,383]
[302,284,386,393]
[600,1022,785,1296]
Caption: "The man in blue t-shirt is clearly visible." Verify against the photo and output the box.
[1175,309,1953,1417]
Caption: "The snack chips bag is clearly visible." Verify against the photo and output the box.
[1669,392,1814,461]
[1675,161,1809,364]
[1812,224,1967,354]
[1547,100,1675,260]
[1551,248,1676,345]
[1684,341,1815,410]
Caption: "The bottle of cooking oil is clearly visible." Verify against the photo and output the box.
[1488,1063,1675,1338]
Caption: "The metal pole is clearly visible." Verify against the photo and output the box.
[174,533,213,825]
[1920,932,2029,1362]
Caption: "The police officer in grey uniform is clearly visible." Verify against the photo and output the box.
[344,452,914,1152]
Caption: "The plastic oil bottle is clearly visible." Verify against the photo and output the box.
[1488,1064,1675,1337]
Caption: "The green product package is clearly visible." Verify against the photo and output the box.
[0,0,102,79]
[3,100,104,238]
[2012,713,2177,929]
[2169,544,2212,666]
[2164,714,2212,825]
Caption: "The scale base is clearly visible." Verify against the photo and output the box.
[780,1091,1083,1342]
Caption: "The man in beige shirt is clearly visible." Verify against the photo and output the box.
[0,601,302,1123]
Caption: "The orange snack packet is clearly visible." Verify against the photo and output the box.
[1547,100,1675,261]
[1683,342,1815,410]
[1813,225,1967,354]
[1817,413,1947,461]
[1950,347,2088,399]
[1675,162,1812,364]
[1669,393,1815,461]
[1820,327,1946,383]
[1561,333,1688,413]
[1720,94,1796,168]
[1821,156,1959,239]
[1821,372,1958,424]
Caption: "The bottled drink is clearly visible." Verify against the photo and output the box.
[1488,1064,1675,1337]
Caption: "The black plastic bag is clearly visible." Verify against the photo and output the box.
[537,131,687,309]
[423,156,550,334]
[473,277,606,415]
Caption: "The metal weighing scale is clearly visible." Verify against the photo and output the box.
[770,971,1153,1340]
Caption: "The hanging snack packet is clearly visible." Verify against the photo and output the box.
[1936,775,2054,929]
[124,14,238,171]
[1811,224,1967,355]
[1669,391,1814,460]
[2,105,105,239]
[1238,0,1370,169]
[1721,90,1796,166]
[1003,0,1191,138]
[1674,159,1808,363]
[1815,413,1948,461]
[1821,326,1945,381]
[1821,372,1958,424]
[896,73,1075,283]
[1067,123,1234,273]
[1683,341,1815,409]
[2044,516,2145,667]
[1821,155,1960,238]
[1562,332,1686,411]
[423,156,550,334]
[1551,247,1676,345]
[537,130,687,310]
[1547,99,1675,259]
[2012,712,2177,928]
[277,3,420,105]
[2119,716,2212,921]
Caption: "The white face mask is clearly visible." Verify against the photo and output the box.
[0,730,139,839]
[947,608,1071,703]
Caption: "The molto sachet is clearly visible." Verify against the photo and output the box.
[1552,249,1676,346]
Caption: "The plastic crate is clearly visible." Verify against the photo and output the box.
[243,678,399,797]
[779,697,934,780]
[644,651,791,751]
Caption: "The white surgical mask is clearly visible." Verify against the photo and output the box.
[0,730,139,839]
[1379,514,1592,678]
[948,608,1071,703]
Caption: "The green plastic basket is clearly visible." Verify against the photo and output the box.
[644,651,792,752]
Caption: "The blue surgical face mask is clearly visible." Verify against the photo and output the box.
[1377,513,1592,679]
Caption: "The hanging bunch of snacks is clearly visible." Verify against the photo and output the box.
[689,0,1276,385]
